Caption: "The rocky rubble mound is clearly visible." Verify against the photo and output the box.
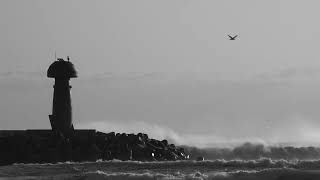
[0,131,189,165]
[92,132,188,161]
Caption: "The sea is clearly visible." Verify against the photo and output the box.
[1,159,320,180]
[3,143,320,180]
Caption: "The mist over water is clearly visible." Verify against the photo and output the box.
[76,120,320,162]
[183,143,320,161]
[78,120,320,148]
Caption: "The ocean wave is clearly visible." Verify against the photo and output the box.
[5,159,320,172]
[183,142,320,160]
[83,171,178,180]
[5,143,320,180]
[3,160,320,180]
[79,169,320,180]
[4,169,320,180]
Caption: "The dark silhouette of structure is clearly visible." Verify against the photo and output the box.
[0,57,189,166]
[47,58,77,139]
[228,35,238,40]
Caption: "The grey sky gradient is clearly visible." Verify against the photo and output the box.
[1,0,320,146]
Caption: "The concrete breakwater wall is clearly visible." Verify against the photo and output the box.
[0,130,188,165]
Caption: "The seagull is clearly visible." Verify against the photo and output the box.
[228,35,238,40]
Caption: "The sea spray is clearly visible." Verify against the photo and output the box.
[182,142,320,160]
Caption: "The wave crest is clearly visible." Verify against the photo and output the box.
[183,142,320,160]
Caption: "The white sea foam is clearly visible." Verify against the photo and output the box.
[7,158,320,169]
[3,160,320,180]
[77,169,320,180]
[4,149,320,180]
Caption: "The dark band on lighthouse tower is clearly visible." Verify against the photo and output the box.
[47,58,77,138]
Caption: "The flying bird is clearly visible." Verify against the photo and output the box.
[228,35,238,40]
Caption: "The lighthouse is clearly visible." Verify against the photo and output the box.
[47,57,77,138]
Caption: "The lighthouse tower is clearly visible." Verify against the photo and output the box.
[47,57,77,138]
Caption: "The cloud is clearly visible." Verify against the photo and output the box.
[0,70,44,79]
[256,67,320,82]
[81,72,165,81]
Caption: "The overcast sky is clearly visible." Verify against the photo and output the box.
[1,0,320,147]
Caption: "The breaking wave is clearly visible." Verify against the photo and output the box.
[183,142,320,160]
[3,159,320,179]
[4,143,320,179]
[79,169,320,180]
[8,158,320,169]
